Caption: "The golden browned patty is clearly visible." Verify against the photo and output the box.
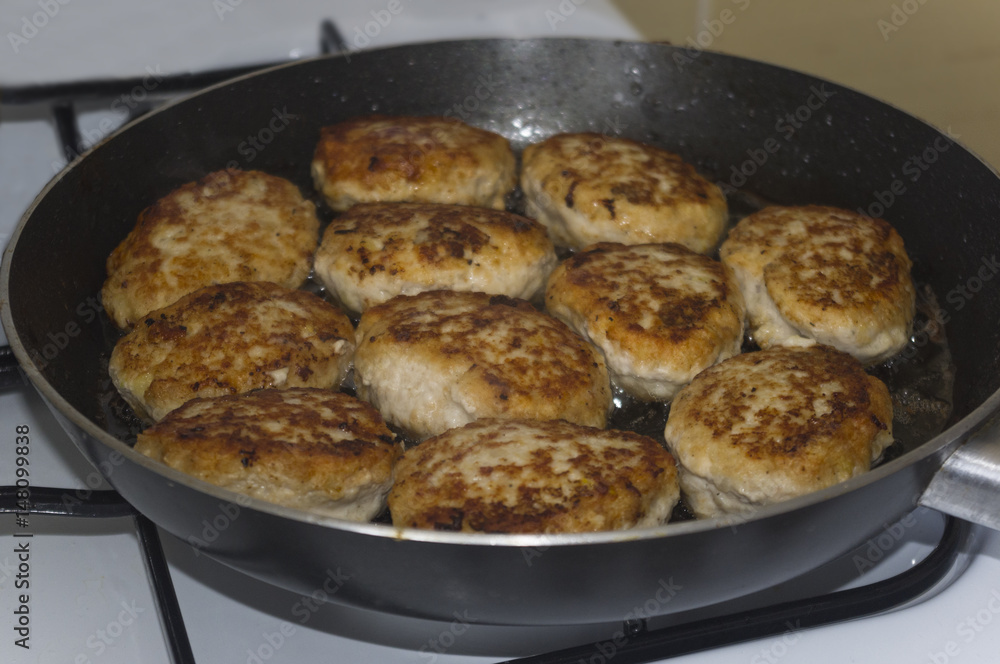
[353,290,612,440]
[719,205,915,364]
[109,281,355,422]
[135,388,402,521]
[388,418,679,533]
[313,202,557,312]
[520,133,728,252]
[545,242,745,401]
[311,115,517,211]
[663,345,894,519]
[102,169,319,329]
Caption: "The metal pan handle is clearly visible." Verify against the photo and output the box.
[920,412,1000,530]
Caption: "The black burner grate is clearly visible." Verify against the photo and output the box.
[504,517,970,663]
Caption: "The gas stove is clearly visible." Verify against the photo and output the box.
[3,3,1000,663]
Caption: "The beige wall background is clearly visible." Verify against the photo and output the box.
[611,0,1000,168]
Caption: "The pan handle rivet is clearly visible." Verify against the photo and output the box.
[623,618,647,637]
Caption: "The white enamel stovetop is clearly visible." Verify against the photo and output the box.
[2,2,999,663]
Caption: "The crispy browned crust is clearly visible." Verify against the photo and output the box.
[353,290,612,439]
[545,242,745,399]
[664,345,893,515]
[311,115,517,211]
[719,205,915,362]
[388,418,679,533]
[520,133,728,252]
[135,388,402,519]
[313,202,556,311]
[102,169,319,329]
[109,281,355,421]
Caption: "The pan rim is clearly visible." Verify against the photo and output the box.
[1,36,996,548]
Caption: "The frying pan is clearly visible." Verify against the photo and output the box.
[4,38,1000,626]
